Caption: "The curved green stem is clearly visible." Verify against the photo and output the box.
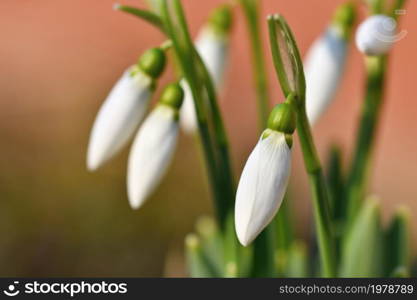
[346,56,386,224]
[196,52,236,223]
[239,0,270,128]
[296,105,337,277]
[114,4,165,32]
[160,0,235,231]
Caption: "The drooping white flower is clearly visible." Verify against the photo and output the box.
[127,105,179,209]
[235,130,292,246]
[356,15,397,56]
[87,68,154,171]
[303,3,355,124]
[196,28,229,88]
[304,26,348,124]
[180,6,232,134]
[87,47,166,171]
[234,102,296,246]
[127,83,184,209]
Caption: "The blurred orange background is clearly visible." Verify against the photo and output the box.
[0,0,415,276]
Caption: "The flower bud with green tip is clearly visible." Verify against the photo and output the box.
[87,47,166,171]
[235,102,296,246]
[180,5,233,134]
[304,2,356,124]
[127,82,183,209]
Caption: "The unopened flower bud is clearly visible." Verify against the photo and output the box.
[235,129,292,246]
[87,66,154,171]
[127,103,180,209]
[304,3,355,124]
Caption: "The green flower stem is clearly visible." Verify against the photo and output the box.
[193,48,236,218]
[346,0,407,224]
[250,228,276,277]
[366,0,385,14]
[346,56,386,224]
[114,4,165,32]
[160,0,235,234]
[239,0,270,128]
[296,104,337,278]
[185,234,220,277]
[386,207,411,276]
[391,0,406,19]
[275,198,294,251]
[193,47,238,270]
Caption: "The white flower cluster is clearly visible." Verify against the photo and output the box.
[87,3,401,248]
[87,10,232,210]
[87,47,184,209]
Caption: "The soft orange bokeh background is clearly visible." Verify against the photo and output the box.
[0,0,415,276]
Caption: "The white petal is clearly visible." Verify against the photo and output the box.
[180,27,229,134]
[196,27,229,87]
[356,15,397,56]
[235,131,291,246]
[127,105,179,209]
[179,80,198,134]
[304,27,347,124]
[87,68,153,171]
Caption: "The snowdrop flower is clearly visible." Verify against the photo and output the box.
[304,3,355,124]
[180,6,232,133]
[356,15,397,56]
[87,48,166,171]
[127,83,184,209]
[235,102,296,246]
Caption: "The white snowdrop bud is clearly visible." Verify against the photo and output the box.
[304,27,348,124]
[87,68,154,171]
[179,79,197,134]
[87,48,166,171]
[127,83,183,210]
[304,2,355,124]
[235,130,292,246]
[356,15,397,56]
[235,104,295,246]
